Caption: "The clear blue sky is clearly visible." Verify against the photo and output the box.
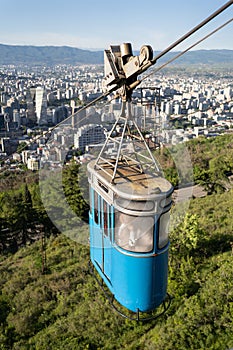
[0,0,232,50]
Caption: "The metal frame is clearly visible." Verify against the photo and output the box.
[94,100,161,183]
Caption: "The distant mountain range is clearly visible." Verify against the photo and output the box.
[0,43,232,66]
[0,44,103,66]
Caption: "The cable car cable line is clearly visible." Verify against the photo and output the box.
[105,16,232,106]
[140,17,233,83]
[104,0,233,97]
[151,0,233,64]
[25,0,233,132]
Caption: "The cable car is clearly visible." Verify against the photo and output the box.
[88,44,173,320]
[88,157,173,318]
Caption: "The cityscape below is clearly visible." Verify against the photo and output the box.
[0,51,232,173]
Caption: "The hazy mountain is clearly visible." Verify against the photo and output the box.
[0,43,232,66]
[0,44,104,65]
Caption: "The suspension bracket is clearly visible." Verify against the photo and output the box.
[102,43,154,100]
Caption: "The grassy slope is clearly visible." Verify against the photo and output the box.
[0,191,233,349]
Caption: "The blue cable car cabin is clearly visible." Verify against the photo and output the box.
[88,158,173,314]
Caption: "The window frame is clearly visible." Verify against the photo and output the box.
[157,210,170,249]
[114,211,154,253]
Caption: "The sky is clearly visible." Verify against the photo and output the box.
[0,0,232,51]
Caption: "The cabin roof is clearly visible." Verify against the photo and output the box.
[88,159,173,200]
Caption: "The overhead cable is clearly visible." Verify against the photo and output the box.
[141,17,233,82]
[151,0,233,63]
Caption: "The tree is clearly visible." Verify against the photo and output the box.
[62,162,89,222]
[170,213,205,258]
[16,142,28,154]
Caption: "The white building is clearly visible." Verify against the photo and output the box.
[74,124,106,152]
[27,157,40,171]
[35,87,47,125]
[224,87,232,100]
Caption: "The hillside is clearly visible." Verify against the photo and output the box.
[0,134,233,349]
[0,43,233,66]
[0,191,232,349]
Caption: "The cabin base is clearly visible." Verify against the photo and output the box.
[89,260,171,322]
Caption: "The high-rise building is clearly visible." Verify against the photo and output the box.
[13,110,20,128]
[52,106,69,124]
[35,87,47,125]
[74,124,106,152]
[26,88,36,125]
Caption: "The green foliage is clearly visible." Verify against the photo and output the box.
[62,162,89,222]
[16,142,28,154]
[0,182,56,253]
[189,189,233,255]
[170,213,205,256]
[0,186,232,349]
[188,134,233,193]
[0,134,233,348]
[139,253,233,350]
[0,163,90,253]
[156,134,233,192]
[163,166,179,187]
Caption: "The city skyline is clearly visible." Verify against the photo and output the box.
[0,0,232,51]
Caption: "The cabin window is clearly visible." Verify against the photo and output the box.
[115,212,154,253]
[94,191,99,224]
[103,200,108,236]
[158,211,170,249]
[159,195,172,209]
[98,180,109,193]
[89,185,92,211]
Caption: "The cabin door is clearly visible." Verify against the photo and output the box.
[93,191,103,269]
[101,199,111,280]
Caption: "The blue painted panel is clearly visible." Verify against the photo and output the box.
[89,188,112,280]
[111,247,169,312]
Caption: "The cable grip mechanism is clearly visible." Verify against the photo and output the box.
[102,43,154,100]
